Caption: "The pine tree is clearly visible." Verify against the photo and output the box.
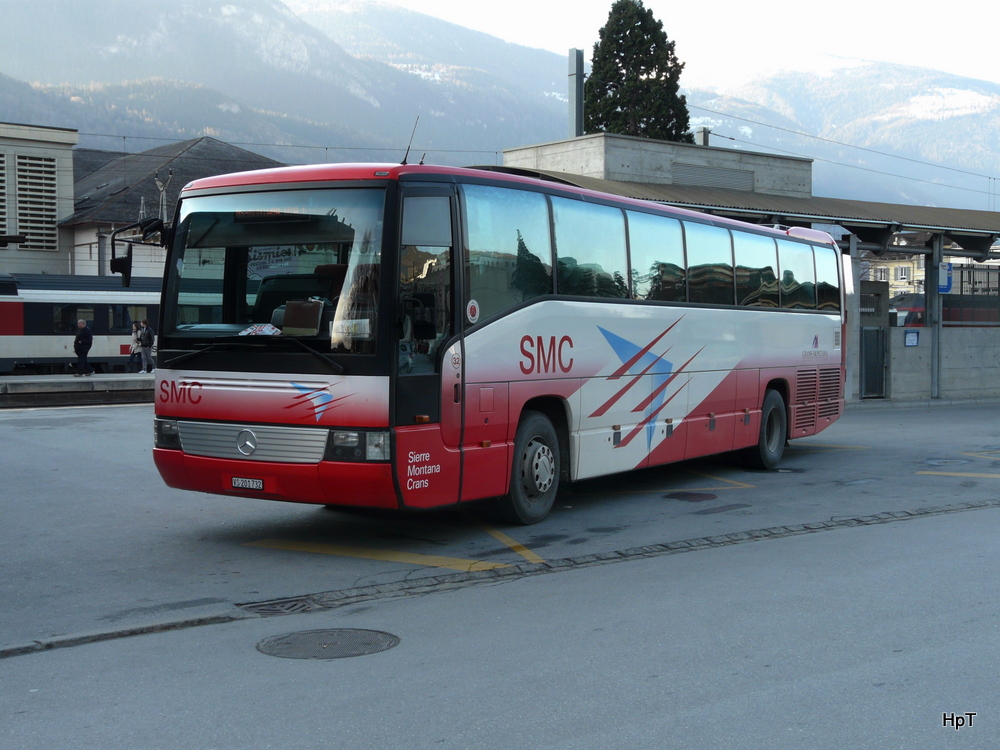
[584,0,693,143]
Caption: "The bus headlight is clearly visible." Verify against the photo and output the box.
[324,429,390,462]
[332,431,360,448]
[154,418,181,450]
[366,431,390,461]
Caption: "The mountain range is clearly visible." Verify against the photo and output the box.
[1,0,996,211]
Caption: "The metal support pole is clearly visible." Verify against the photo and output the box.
[927,234,943,399]
[97,233,107,277]
[568,49,584,138]
[847,234,861,402]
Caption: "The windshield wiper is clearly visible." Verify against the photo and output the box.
[161,340,249,369]
[162,336,345,374]
[263,335,345,374]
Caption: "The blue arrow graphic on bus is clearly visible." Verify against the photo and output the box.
[288,382,352,421]
[594,326,674,450]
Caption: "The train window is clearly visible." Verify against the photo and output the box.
[109,305,132,335]
[52,305,93,333]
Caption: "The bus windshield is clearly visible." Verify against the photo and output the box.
[163,187,385,355]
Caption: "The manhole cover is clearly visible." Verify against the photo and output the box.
[257,629,400,660]
[665,492,717,502]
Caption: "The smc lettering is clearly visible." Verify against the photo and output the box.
[158,380,203,404]
[519,335,574,375]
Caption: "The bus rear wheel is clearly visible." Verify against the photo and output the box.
[497,410,560,525]
[743,389,787,470]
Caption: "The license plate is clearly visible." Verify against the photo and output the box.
[232,477,264,490]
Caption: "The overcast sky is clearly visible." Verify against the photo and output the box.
[382,0,998,88]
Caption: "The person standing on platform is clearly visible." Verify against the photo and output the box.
[139,319,156,374]
[128,321,142,373]
[73,319,93,376]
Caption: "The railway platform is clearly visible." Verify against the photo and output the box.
[0,372,155,408]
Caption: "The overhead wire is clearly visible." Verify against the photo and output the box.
[689,104,998,181]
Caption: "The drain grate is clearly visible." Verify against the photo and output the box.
[239,596,326,617]
[257,629,400,660]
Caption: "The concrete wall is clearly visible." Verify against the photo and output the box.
[0,123,78,275]
[504,133,813,198]
[888,327,1000,400]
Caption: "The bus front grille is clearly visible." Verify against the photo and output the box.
[177,421,329,463]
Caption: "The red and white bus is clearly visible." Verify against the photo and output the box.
[151,163,846,523]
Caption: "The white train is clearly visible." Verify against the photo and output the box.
[0,273,160,374]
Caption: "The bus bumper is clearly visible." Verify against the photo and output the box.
[153,449,399,509]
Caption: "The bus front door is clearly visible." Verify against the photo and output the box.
[393,192,464,509]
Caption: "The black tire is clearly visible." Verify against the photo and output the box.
[496,410,560,525]
[743,389,787,470]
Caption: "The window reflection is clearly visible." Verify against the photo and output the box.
[734,231,779,307]
[552,197,628,299]
[627,211,685,302]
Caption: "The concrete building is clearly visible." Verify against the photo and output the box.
[0,123,79,274]
[0,122,283,280]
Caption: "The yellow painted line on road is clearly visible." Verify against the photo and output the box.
[917,471,1000,479]
[477,525,546,564]
[245,538,511,572]
[681,469,754,490]
[962,450,1000,461]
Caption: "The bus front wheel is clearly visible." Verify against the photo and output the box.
[744,389,787,470]
[497,410,560,525]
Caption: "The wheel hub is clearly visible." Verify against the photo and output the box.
[522,438,555,497]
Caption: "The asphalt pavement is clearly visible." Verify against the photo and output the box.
[3,400,1000,748]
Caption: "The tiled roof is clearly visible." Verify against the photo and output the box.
[63,137,284,227]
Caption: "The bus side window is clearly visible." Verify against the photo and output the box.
[814,245,841,312]
[777,239,817,310]
[734,231,779,308]
[462,184,552,322]
[627,210,685,302]
[552,197,628,299]
[684,221,735,306]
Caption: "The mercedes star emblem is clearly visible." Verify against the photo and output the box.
[237,429,258,456]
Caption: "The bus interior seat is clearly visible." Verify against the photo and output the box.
[280,299,324,336]
[251,266,347,324]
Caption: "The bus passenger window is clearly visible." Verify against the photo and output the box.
[734,231,779,307]
[627,211,685,302]
[462,185,552,322]
[777,239,816,309]
[814,245,841,312]
[552,197,628,299]
[684,221,734,306]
